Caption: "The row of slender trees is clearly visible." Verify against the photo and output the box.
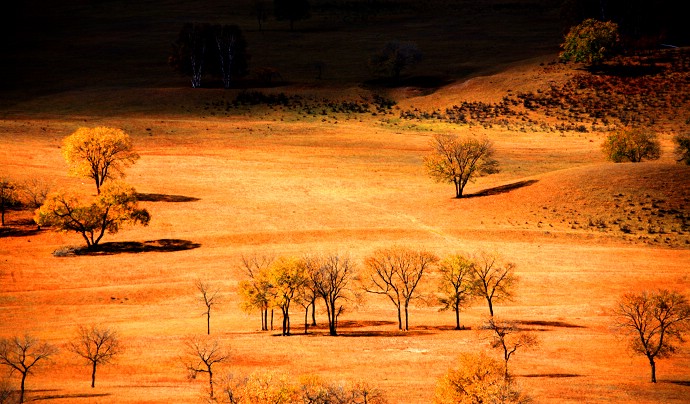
[237,248,517,336]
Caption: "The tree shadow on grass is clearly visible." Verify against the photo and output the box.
[32,393,112,401]
[465,179,538,198]
[516,320,586,329]
[666,380,690,387]
[67,239,201,256]
[0,226,41,238]
[520,373,582,378]
[135,193,200,203]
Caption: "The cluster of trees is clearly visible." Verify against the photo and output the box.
[239,253,358,336]
[33,127,150,250]
[169,23,249,89]
[238,248,519,337]
[601,127,690,165]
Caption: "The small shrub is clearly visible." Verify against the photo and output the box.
[601,128,661,163]
[673,133,690,165]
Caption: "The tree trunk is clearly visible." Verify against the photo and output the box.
[207,311,211,335]
[209,369,214,399]
[328,304,337,336]
[19,372,26,403]
[396,306,403,330]
[649,356,657,383]
[455,304,461,330]
[311,300,317,326]
[404,303,409,331]
[271,309,274,331]
[304,307,309,334]
[91,361,97,388]
[487,297,494,317]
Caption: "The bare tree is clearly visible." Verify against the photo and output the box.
[238,254,275,331]
[437,254,475,330]
[196,280,220,335]
[363,246,438,331]
[68,325,122,388]
[183,337,229,400]
[613,289,690,383]
[483,317,538,379]
[470,251,517,317]
[307,254,358,336]
[0,335,58,403]
[0,178,18,227]
[19,177,52,209]
[424,133,499,198]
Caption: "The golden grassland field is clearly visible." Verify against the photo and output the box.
[2,98,690,402]
[1,0,690,402]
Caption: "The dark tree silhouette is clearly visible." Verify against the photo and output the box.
[183,337,229,400]
[273,0,310,31]
[614,289,690,383]
[0,335,57,403]
[169,23,248,88]
[196,280,220,335]
[68,325,122,388]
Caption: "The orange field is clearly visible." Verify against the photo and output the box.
[2,1,690,402]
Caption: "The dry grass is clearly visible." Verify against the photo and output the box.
[1,111,689,403]
[2,1,690,403]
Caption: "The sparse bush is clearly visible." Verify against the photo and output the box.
[19,178,52,209]
[673,133,690,165]
[435,352,529,404]
[601,128,661,163]
[220,371,387,404]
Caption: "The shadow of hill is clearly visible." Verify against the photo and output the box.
[72,239,201,256]
[135,193,199,203]
[466,179,538,198]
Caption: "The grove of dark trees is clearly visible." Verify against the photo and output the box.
[169,23,249,88]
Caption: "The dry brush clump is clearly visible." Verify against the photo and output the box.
[220,371,387,404]
[435,352,529,404]
[400,48,690,133]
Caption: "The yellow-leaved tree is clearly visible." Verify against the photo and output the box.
[35,182,150,250]
[62,127,140,194]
